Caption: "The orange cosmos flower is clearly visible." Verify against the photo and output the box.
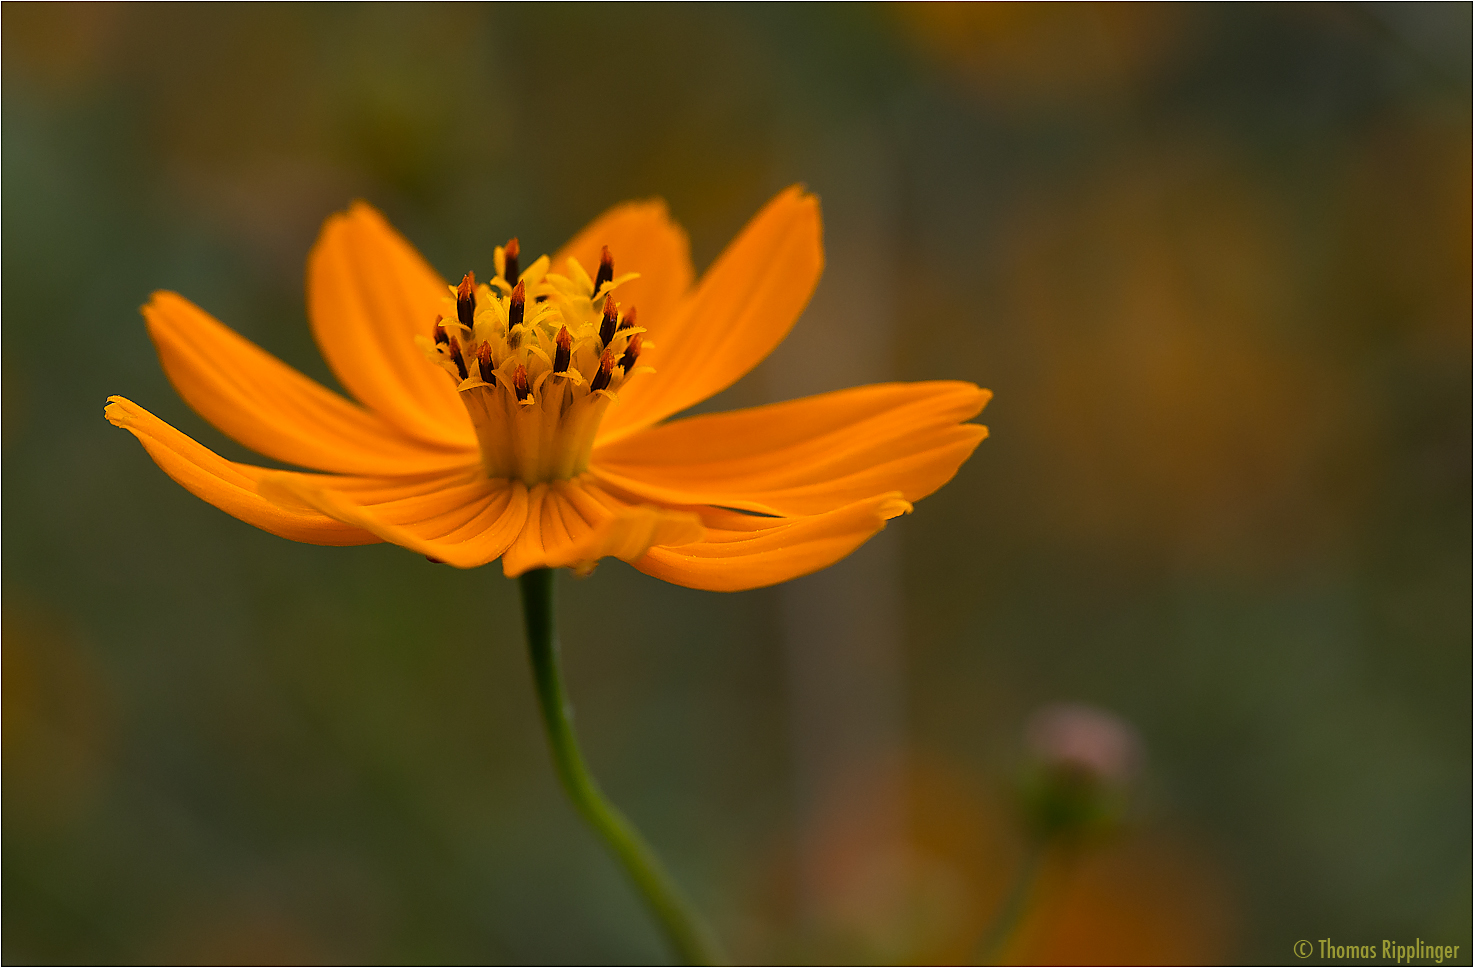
[105,187,989,590]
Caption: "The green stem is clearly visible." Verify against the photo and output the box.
[976,839,1049,965]
[518,568,724,965]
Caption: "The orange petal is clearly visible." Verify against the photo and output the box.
[597,185,823,442]
[553,198,694,335]
[500,479,705,578]
[105,395,377,546]
[258,473,528,570]
[307,201,472,447]
[633,492,912,592]
[144,291,476,476]
[593,381,990,515]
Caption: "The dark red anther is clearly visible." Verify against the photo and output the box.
[617,305,637,333]
[448,338,469,381]
[456,272,476,328]
[598,295,617,347]
[508,280,526,329]
[513,364,532,401]
[589,348,615,392]
[477,341,496,385]
[433,314,449,345]
[504,237,520,283]
[592,245,613,296]
[618,332,643,373]
[553,326,572,373]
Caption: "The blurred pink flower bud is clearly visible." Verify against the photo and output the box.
[1020,703,1143,841]
[1025,703,1142,788]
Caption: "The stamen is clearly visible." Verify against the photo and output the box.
[456,272,476,328]
[598,295,617,347]
[437,238,654,487]
[593,245,614,297]
[618,332,643,372]
[509,280,526,330]
[449,338,469,381]
[554,326,573,373]
[590,348,615,392]
[477,341,496,385]
[504,237,520,283]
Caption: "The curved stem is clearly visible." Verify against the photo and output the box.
[976,839,1048,964]
[518,568,724,965]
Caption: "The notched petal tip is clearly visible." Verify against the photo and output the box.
[141,289,185,314]
[345,198,380,218]
[103,394,133,427]
[324,199,402,249]
[783,181,821,209]
[877,493,914,519]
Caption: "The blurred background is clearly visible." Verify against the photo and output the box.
[3,4,1469,964]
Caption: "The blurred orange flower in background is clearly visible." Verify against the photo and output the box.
[737,753,1235,965]
[106,188,989,589]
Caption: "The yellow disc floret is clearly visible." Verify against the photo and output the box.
[416,240,650,485]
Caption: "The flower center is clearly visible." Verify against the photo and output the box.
[417,240,648,485]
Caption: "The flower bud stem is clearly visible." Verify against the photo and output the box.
[518,568,725,965]
[977,839,1050,964]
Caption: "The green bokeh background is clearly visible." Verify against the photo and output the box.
[4,4,1469,964]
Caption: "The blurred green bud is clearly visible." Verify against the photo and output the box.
[1018,703,1141,843]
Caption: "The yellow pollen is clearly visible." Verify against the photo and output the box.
[415,241,649,485]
